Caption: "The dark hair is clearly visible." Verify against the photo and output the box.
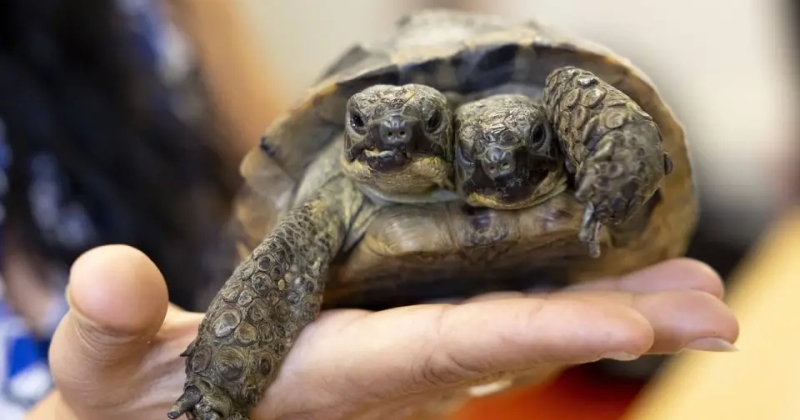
[0,0,238,310]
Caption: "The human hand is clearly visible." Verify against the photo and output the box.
[26,245,738,420]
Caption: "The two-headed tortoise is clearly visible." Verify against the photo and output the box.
[169,9,697,420]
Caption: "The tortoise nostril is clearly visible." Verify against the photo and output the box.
[379,115,413,146]
[483,147,515,180]
[487,146,505,162]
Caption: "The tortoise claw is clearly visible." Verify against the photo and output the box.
[579,204,602,258]
[167,382,247,420]
[167,387,202,419]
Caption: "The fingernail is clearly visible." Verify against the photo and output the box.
[600,351,640,361]
[685,337,738,352]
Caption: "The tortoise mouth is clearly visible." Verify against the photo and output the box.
[360,148,411,171]
[356,145,450,172]
[460,154,558,209]
[346,115,450,172]
[462,170,549,208]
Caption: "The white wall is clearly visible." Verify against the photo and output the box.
[241,0,798,243]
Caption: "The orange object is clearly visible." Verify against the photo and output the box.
[450,366,644,420]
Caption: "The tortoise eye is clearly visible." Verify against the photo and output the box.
[531,123,547,145]
[349,111,366,134]
[426,109,443,133]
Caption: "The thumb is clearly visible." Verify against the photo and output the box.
[49,245,169,408]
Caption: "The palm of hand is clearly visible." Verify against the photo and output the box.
[29,246,737,420]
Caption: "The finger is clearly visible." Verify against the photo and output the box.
[282,296,655,406]
[463,258,722,304]
[628,290,739,353]
[548,286,738,353]
[49,245,170,410]
[464,258,724,303]
[564,258,725,299]
[462,270,736,355]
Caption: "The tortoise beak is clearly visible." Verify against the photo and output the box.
[461,148,556,206]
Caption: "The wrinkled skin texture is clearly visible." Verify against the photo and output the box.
[454,94,567,209]
[542,66,672,257]
[341,83,456,202]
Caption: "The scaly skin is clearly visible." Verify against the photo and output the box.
[542,66,672,257]
[168,170,365,420]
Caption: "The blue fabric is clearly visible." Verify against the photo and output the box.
[0,1,194,417]
[0,115,52,417]
[0,300,52,409]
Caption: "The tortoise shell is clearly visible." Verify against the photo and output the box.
[230,9,697,310]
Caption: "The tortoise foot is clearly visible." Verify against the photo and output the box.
[168,382,249,420]
[574,125,665,257]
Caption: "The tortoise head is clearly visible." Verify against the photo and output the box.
[341,84,454,195]
[454,94,568,209]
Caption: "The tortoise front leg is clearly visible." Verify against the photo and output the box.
[168,178,364,420]
[542,66,672,257]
